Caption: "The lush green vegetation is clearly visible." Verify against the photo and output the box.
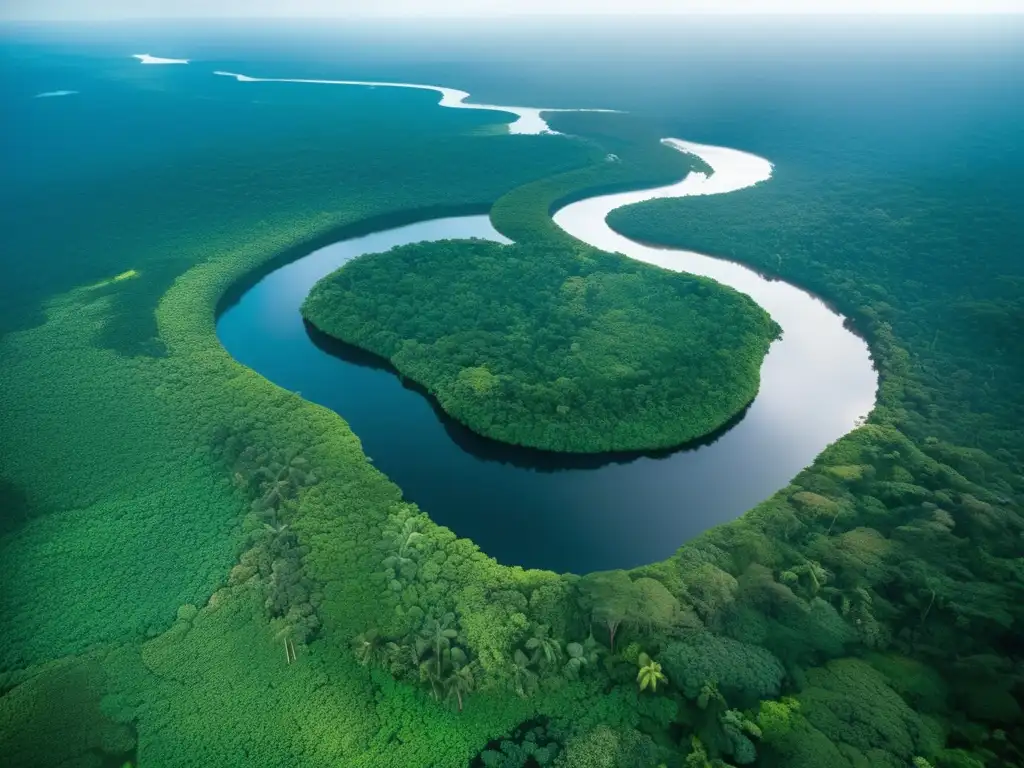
[0,73,613,765]
[302,235,777,452]
[2,44,1022,768]
[607,159,1024,466]
[300,108,765,453]
[596,138,1024,764]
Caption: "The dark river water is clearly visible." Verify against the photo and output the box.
[217,141,877,574]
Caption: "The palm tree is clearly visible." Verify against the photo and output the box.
[524,624,562,669]
[276,623,298,665]
[511,649,539,697]
[254,478,289,514]
[420,613,458,677]
[353,629,384,667]
[636,652,668,693]
[383,639,429,679]
[263,521,289,536]
[394,520,425,559]
[799,559,830,595]
[382,517,426,574]
[382,640,405,674]
[443,661,475,712]
[420,661,443,701]
[261,452,313,487]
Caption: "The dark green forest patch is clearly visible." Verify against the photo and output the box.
[302,238,779,452]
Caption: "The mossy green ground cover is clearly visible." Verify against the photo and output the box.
[1,61,1022,768]
[302,236,777,452]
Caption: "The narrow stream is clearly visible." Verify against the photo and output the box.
[217,137,875,574]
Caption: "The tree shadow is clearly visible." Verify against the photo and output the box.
[304,320,748,473]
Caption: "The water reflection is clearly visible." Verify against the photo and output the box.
[218,142,877,574]
[306,319,748,472]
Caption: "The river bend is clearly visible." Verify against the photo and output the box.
[216,93,876,574]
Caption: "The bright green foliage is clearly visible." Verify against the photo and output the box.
[0,77,612,766]
[636,652,668,693]
[607,129,1024,766]
[755,696,801,743]
[302,237,778,452]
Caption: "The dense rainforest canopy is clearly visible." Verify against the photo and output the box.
[302,237,778,453]
[1,29,1023,768]
[607,159,1024,467]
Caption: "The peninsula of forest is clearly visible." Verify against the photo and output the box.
[301,237,780,452]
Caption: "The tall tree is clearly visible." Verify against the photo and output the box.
[443,660,475,712]
[579,571,636,652]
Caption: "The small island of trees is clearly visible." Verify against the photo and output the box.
[301,237,780,453]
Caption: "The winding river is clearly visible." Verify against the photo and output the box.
[215,77,877,574]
